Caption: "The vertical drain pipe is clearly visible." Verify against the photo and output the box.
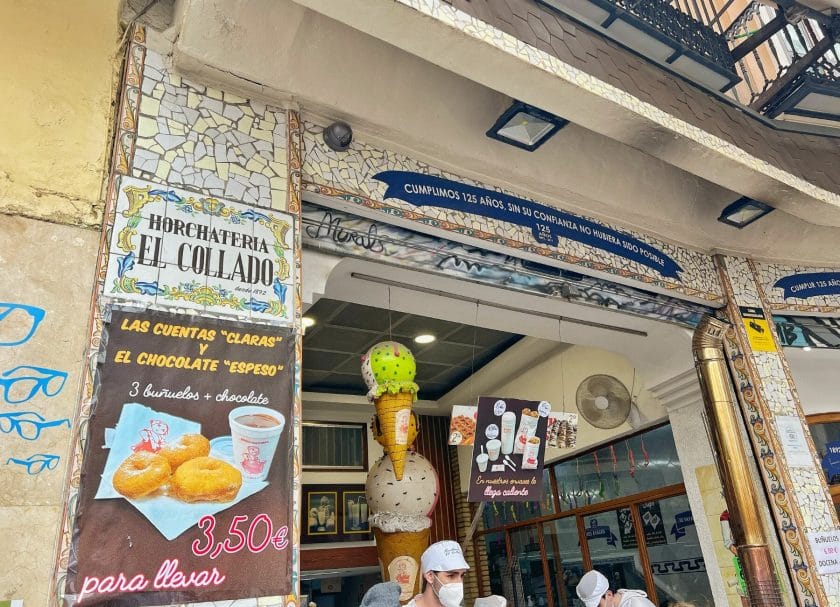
[693,316,784,606]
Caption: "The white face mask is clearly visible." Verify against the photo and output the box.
[433,575,464,607]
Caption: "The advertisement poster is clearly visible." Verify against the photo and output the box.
[448,405,477,445]
[64,309,294,606]
[468,397,549,502]
[617,501,667,549]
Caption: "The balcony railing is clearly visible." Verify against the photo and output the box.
[541,0,840,123]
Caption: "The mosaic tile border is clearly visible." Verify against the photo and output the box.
[301,119,723,306]
[284,109,305,607]
[50,27,302,607]
[302,182,722,305]
[754,261,840,315]
[716,255,833,607]
[395,0,839,208]
[50,26,148,606]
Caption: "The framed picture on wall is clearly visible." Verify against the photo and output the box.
[302,484,373,544]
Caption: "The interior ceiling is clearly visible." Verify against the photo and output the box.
[302,298,523,399]
[160,0,840,262]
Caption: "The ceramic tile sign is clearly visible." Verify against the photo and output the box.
[739,307,776,352]
[808,530,840,574]
[774,272,840,300]
[64,309,294,606]
[468,397,549,502]
[104,176,294,325]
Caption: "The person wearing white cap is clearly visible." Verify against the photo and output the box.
[404,540,471,607]
[575,570,655,607]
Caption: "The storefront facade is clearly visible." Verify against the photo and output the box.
[2,1,839,607]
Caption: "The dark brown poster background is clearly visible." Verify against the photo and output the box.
[64,309,294,606]
[468,396,548,502]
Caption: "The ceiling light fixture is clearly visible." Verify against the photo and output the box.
[717,197,774,228]
[302,316,316,328]
[414,334,436,344]
[486,101,568,151]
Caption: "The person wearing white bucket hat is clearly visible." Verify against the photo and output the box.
[404,540,470,607]
[576,570,655,607]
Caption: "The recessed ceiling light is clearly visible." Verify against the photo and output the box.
[414,334,436,344]
[803,346,812,352]
[302,316,316,328]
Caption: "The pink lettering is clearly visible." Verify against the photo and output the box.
[153,558,226,591]
[78,572,150,602]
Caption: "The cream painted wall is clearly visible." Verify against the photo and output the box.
[0,1,119,227]
[456,344,666,491]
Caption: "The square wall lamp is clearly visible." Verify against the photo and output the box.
[486,101,569,151]
[717,197,774,228]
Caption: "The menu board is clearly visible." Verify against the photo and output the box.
[467,397,549,502]
[64,309,294,605]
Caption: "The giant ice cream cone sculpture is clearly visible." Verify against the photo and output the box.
[362,341,419,481]
[367,452,439,604]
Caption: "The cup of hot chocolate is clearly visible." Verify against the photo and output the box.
[229,405,286,482]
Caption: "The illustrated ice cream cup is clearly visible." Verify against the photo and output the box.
[486,439,501,461]
[476,453,489,472]
[229,405,285,482]
[522,436,541,470]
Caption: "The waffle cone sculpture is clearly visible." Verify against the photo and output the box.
[362,341,419,481]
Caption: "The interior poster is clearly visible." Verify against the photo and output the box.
[468,396,549,502]
[64,309,294,606]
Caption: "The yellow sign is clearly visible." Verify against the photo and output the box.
[740,307,777,352]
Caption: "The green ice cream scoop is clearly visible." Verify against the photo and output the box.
[361,341,419,400]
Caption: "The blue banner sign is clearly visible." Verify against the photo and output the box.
[373,171,683,279]
[774,272,840,299]
[670,511,695,540]
[822,441,840,484]
[585,518,618,546]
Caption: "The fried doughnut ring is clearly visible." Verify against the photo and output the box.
[113,452,171,499]
[171,456,242,503]
[159,433,210,469]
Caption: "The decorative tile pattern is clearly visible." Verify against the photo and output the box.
[717,254,840,607]
[400,0,840,203]
[52,28,303,607]
[302,121,723,305]
[754,261,840,314]
[134,49,288,210]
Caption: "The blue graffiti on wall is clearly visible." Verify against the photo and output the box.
[0,302,67,474]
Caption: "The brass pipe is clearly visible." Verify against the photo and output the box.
[692,316,784,606]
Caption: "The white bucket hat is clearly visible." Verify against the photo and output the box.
[576,570,609,607]
[420,540,470,573]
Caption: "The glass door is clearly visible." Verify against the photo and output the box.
[509,525,550,607]
[583,509,648,593]
[543,517,584,607]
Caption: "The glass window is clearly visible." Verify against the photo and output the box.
[509,526,550,607]
[555,425,683,510]
[543,517,584,607]
[645,495,714,607]
[302,422,367,470]
[584,510,647,594]
[808,418,840,485]
[484,532,510,598]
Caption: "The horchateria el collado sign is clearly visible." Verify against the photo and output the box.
[103,176,294,324]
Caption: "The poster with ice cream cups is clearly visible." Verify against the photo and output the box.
[301,484,373,543]
[64,309,295,606]
[468,397,550,503]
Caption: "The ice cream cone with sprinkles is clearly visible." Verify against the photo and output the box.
[362,341,419,481]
